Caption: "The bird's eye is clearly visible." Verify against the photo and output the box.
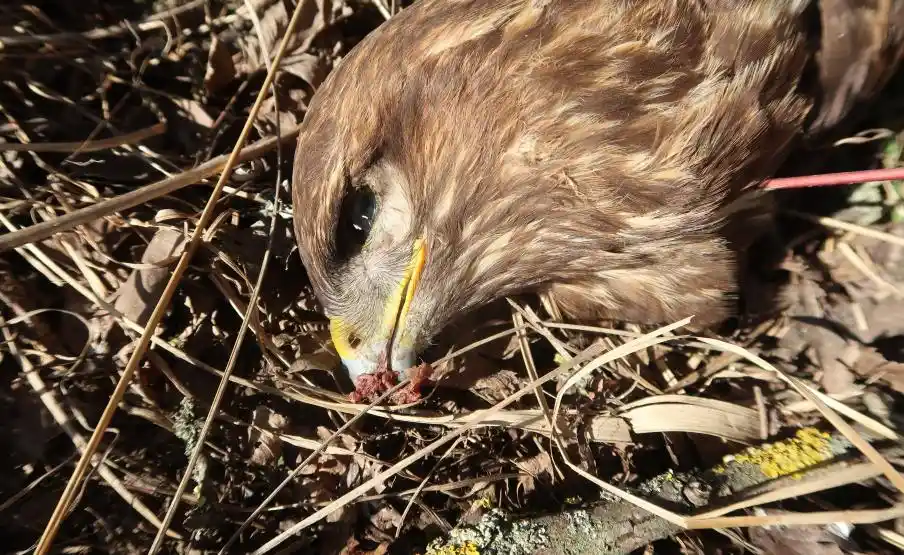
[335,185,377,261]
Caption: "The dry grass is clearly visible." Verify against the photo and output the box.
[1,1,904,554]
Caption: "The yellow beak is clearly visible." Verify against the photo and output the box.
[329,240,427,377]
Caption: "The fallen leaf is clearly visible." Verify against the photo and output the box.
[279,50,330,88]
[853,345,904,394]
[234,0,338,77]
[113,226,186,327]
[369,505,402,533]
[471,368,522,400]
[619,395,762,444]
[297,450,350,523]
[749,515,847,555]
[204,36,237,95]
[513,451,553,495]
[340,537,389,555]
[248,406,290,466]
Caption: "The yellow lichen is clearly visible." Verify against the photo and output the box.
[730,428,834,479]
[423,541,481,555]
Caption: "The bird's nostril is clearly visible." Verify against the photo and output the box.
[347,332,362,349]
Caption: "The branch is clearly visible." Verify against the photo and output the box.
[424,428,902,555]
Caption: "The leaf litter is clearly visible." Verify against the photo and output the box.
[0,1,903,554]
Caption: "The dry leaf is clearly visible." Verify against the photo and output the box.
[340,537,389,555]
[258,94,304,130]
[513,451,553,495]
[853,346,904,394]
[248,406,290,466]
[234,0,339,76]
[749,517,847,555]
[204,35,237,95]
[369,505,402,533]
[300,452,347,477]
[298,451,351,523]
[586,415,633,445]
[471,369,522,400]
[619,395,761,444]
[279,50,330,88]
[113,226,186,327]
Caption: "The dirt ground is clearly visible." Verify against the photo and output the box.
[1,1,904,554]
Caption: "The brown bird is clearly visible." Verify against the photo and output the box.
[291,0,904,383]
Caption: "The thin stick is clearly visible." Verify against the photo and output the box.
[764,167,904,189]
[149,194,274,549]
[786,210,904,247]
[688,506,904,529]
[0,127,298,253]
[371,0,392,20]
[0,122,165,153]
[31,0,307,549]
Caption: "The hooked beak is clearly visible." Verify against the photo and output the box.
[329,240,427,382]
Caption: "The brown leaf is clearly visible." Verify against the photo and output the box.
[777,272,859,395]
[298,452,351,523]
[369,505,402,533]
[204,36,237,95]
[113,226,186,327]
[817,340,860,395]
[235,1,339,130]
[248,406,290,466]
[257,94,303,130]
[234,0,339,76]
[339,537,389,555]
[513,451,553,495]
[587,416,633,445]
[300,453,347,477]
[853,346,904,394]
[515,451,553,478]
[749,518,846,555]
[279,50,330,88]
[471,368,522,400]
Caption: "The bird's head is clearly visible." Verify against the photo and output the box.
[290,0,752,383]
[290,3,586,383]
[292,140,438,382]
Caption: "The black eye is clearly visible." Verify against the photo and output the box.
[335,185,377,261]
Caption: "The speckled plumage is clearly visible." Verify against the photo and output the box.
[292,0,904,379]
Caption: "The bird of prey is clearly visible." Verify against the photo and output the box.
[291,0,904,385]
